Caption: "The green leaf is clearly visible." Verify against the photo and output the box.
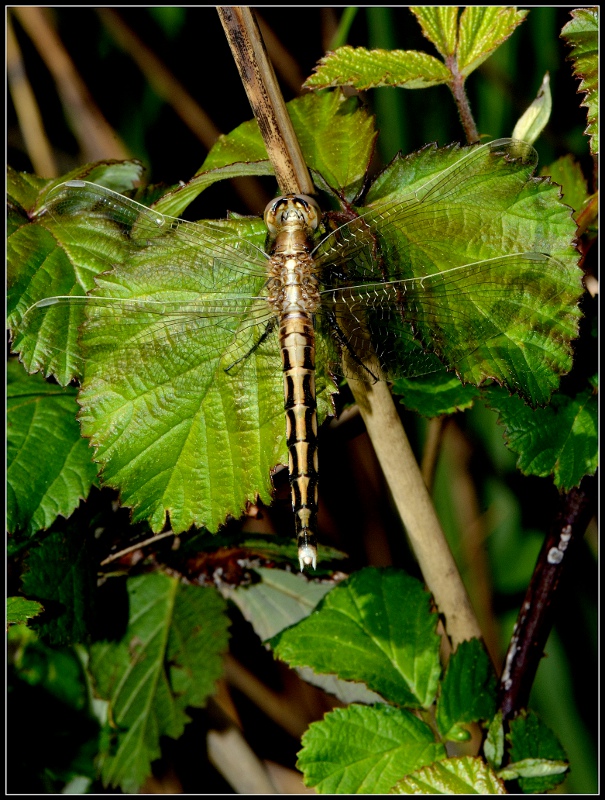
[89,573,229,792]
[436,639,496,741]
[390,755,506,794]
[225,568,384,705]
[224,567,336,642]
[304,45,451,91]
[498,757,568,782]
[7,170,143,385]
[202,92,376,201]
[486,385,598,491]
[393,372,479,417]
[6,596,44,626]
[483,711,505,770]
[506,710,568,793]
[511,73,552,145]
[7,136,580,546]
[541,154,589,216]
[297,704,445,794]
[9,626,90,711]
[561,8,599,155]
[21,529,97,644]
[271,568,441,708]
[7,360,98,537]
[362,139,581,405]
[457,7,527,77]
[410,7,459,59]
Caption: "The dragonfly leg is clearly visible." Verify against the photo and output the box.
[326,310,380,382]
[224,318,277,373]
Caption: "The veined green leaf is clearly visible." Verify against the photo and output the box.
[297,704,445,794]
[271,568,441,709]
[457,7,527,77]
[201,91,376,201]
[6,597,44,626]
[304,45,451,91]
[90,573,229,792]
[561,8,599,155]
[410,6,459,58]
[435,639,496,741]
[390,756,506,794]
[486,385,598,491]
[506,710,568,793]
[7,360,98,537]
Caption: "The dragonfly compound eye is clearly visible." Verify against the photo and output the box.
[264,194,321,235]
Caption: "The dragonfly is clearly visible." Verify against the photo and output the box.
[11,138,573,570]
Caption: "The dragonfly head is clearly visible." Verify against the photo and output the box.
[264,194,321,236]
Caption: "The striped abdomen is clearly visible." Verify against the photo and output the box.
[264,194,321,570]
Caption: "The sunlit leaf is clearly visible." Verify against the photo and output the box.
[410,6,459,58]
[457,7,527,77]
[304,45,451,91]
[390,756,506,794]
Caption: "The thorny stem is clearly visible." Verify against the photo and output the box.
[497,475,597,721]
[445,55,479,144]
[218,5,484,648]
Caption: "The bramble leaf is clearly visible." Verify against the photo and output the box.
[7,360,98,537]
[391,756,506,794]
[436,639,496,741]
[90,573,229,792]
[271,568,441,709]
[561,8,599,154]
[6,597,44,626]
[410,6,458,58]
[506,710,568,793]
[486,385,598,491]
[304,45,451,90]
[297,704,445,794]
[456,7,527,77]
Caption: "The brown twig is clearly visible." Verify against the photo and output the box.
[217,6,313,196]
[13,6,130,162]
[497,475,597,721]
[7,13,57,177]
[445,55,479,143]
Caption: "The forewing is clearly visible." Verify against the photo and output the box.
[313,139,580,402]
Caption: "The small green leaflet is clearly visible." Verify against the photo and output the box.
[436,639,496,741]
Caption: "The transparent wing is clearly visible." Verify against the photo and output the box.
[313,138,538,281]
[317,252,568,384]
[310,140,575,393]
[13,181,279,385]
